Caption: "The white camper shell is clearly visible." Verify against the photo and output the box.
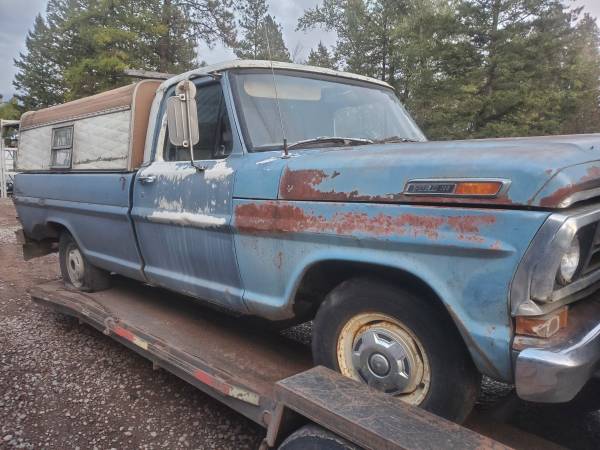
[17,80,160,172]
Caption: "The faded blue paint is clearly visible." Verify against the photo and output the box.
[13,172,144,281]
[232,199,550,380]
[12,69,600,385]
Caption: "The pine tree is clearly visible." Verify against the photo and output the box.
[12,0,236,106]
[560,13,600,134]
[234,0,291,62]
[13,13,66,109]
[307,41,337,69]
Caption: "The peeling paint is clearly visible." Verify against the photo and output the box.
[204,160,234,181]
[148,210,226,227]
[278,168,514,206]
[539,166,600,207]
[146,163,196,182]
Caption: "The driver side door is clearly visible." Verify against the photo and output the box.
[131,79,244,312]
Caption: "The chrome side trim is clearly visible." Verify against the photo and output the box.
[403,178,511,198]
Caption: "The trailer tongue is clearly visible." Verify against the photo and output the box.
[30,279,514,449]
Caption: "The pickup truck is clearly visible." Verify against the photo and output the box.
[13,60,600,423]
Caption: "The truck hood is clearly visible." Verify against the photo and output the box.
[277,134,600,209]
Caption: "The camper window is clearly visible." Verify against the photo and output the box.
[50,125,74,169]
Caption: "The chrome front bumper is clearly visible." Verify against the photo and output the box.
[514,296,600,402]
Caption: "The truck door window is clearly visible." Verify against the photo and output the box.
[164,83,233,162]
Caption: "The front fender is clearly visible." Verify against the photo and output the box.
[232,199,551,381]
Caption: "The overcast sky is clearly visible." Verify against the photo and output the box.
[1,0,599,99]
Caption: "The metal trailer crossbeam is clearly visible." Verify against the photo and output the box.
[29,278,514,449]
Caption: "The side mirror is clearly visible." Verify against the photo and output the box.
[166,80,199,152]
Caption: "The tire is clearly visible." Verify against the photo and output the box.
[312,277,480,423]
[278,424,360,450]
[58,232,111,292]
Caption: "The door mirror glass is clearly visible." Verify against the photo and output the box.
[166,80,199,149]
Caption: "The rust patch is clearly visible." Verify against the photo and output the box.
[235,202,496,242]
[279,168,373,202]
[447,215,496,242]
[539,166,600,207]
[279,168,514,205]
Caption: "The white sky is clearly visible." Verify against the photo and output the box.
[0,0,598,99]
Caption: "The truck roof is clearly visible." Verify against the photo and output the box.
[160,59,393,92]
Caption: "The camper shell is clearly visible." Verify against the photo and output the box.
[17,80,160,171]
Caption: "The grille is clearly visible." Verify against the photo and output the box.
[579,222,600,277]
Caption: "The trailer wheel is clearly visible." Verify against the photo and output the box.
[278,424,360,450]
[59,232,110,292]
[312,278,480,423]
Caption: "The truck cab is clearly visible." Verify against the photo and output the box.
[13,60,600,423]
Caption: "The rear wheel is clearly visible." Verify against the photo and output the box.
[59,232,110,292]
[312,278,480,423]
[278,424,359,450]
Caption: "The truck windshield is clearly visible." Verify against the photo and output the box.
[231,71,426,151]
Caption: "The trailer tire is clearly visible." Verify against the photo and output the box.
[59,232,110,292]
[278,424,360,450]
[312,277,480,423]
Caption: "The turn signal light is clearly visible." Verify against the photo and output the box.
[454,181,503,196]
[515,307,568,338]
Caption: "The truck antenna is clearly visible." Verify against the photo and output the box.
[264,25,289,158]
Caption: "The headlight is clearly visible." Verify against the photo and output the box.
[556,236,581,285]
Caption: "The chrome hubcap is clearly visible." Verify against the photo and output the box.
[66,246,84,287]
[337,313,430,405]
[351,327,418,394]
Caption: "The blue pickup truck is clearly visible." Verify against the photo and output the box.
[13,60,600,423]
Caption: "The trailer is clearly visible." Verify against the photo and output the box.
[29,278,554,449]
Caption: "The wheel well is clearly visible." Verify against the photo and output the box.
[43,221,68,240]
[292,260,469,356]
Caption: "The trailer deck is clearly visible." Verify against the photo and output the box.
[29,278,560,449]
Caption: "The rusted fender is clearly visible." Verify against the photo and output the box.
[530,162,600,208]
[232,199,551,381]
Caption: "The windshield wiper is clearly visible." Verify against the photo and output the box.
[287,136,374,150]
[374,136,421,144]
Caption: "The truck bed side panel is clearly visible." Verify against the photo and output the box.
[14,172,144,280]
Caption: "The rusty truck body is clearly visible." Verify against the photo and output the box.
[13,60,600,423]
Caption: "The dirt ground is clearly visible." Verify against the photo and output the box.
[1,197,600,449]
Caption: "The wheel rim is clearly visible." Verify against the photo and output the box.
[337,313,430,405]
[66,245,85,288]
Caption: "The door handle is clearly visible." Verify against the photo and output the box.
[137,175,156,184]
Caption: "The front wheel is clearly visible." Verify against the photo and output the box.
[312,278,480,423]
[59,232,111,292]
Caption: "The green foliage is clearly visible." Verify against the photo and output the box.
[0,98,22,120]
[13,13,66,109]
[13,0,236,106]
[307,41,337,69]
[234,0,291,62]
[299,0,600,140]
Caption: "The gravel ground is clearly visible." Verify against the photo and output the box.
[2,197,600,449]
[0,199,262,449]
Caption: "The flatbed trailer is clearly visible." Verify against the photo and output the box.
[30,278,549,449]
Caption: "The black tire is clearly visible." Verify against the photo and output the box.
[278,424,360,450]
[58,232,111,292]
[312,277,480,423]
